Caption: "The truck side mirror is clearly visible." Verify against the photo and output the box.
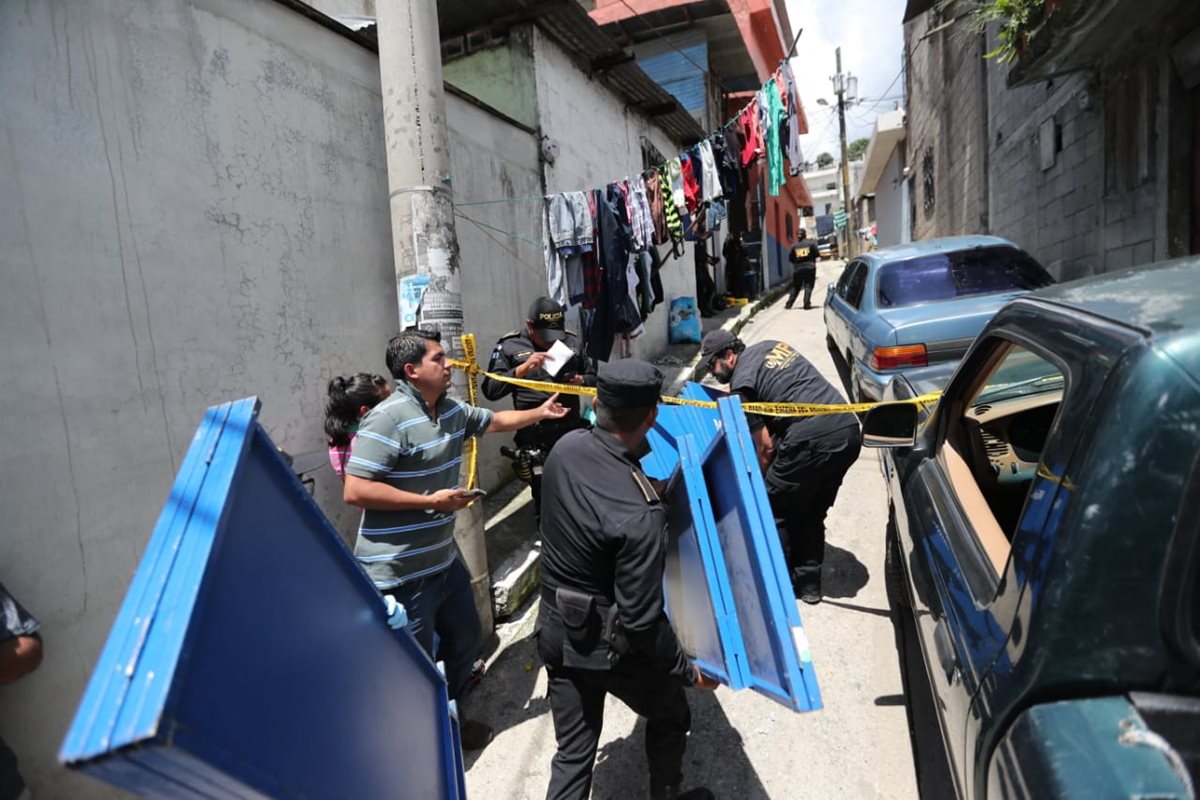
[862,403,918,448]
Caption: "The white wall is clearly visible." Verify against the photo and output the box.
[0,1,394,795]
[531,27,697,361]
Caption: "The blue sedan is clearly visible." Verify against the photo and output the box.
[823,236,1054,401]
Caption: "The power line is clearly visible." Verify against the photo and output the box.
[859,66,905,115]
[615,0,734,95]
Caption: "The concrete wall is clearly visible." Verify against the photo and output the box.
[445,92,544,489]
[904,10,1195,279]
[444,31,539,130]
[0,0,394,795]
[904,12,991,244]
[531,26,696,361]
[875,146,907,247]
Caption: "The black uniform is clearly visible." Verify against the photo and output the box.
[482,330,597,516]
[536,360,697,800]
[786,237,820,309]
[729,340,861,595]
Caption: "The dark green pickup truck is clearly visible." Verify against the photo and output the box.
[864,258,1200,799]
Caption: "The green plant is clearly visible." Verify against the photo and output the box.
[942,0,1051,63]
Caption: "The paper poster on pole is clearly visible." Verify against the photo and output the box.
[399,275,430,330]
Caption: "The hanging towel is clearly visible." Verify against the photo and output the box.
[698,140,722,204]
[680,153,700,214]
[667,157,685,210]
[765,78,787,197]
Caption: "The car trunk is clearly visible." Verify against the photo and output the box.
[878,293,1024,364]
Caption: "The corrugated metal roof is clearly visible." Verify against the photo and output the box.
[636,32,709,115]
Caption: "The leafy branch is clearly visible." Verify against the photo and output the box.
[940,0,1055,63]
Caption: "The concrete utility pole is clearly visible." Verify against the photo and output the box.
[834,47,857,259]
[377,2,493,634]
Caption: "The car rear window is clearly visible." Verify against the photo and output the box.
[876,246,1054,308]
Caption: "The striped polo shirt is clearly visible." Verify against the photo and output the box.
[346,381,493,589]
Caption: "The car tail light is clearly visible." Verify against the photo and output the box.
[871,344,928,371]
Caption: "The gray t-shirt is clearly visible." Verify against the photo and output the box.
[1,583,40,800]
[346,382,493,590]
[730,340,859,443]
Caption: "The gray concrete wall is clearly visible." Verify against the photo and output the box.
[0,0,393,795]
[445,93,544,489]
[531,26,696,361]
[875,147,907,247]
[905,11,1193,280]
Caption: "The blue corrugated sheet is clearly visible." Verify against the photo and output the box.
[638,42,709,116]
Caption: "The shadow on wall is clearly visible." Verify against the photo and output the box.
[591,689,768,799]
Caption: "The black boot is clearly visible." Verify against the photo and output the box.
[792,567,822,605]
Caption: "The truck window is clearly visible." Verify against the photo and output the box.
[940,343,1065,573]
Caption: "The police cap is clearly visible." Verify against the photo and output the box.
[527,296,567,343]
[596,359,663,408]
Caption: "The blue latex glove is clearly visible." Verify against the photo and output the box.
[384,595,408,630]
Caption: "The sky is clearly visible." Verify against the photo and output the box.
[783,0,907,164]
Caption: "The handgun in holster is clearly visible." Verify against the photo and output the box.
[500,445,546,484]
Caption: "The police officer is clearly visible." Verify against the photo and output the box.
[537,359,717,800]
[483,297,598,520]
[700,330,861,604]
[785,228,820,310]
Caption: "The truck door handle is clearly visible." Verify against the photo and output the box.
[933,619,961,684]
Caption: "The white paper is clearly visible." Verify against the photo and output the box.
[543,339,574,377]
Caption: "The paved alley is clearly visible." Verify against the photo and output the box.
[464,261,920,800]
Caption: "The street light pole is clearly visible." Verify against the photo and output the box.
[835,47,857,259]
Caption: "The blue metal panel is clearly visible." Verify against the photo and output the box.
[639,41,709,115]
[61,398,464,799]
[661,435,747,687]
[716,397,821,710]
[643,385,822,712]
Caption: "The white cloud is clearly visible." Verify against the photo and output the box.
[784,0,907,162]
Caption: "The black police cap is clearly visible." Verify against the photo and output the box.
[596,359,663,408]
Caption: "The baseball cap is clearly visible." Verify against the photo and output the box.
[596,359,663,408]
[527,296,566,343]
[699,329,739,370]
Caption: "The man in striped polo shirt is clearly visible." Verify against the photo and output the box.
[345,328,567,750]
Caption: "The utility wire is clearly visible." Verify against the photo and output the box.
[615,0,734,95]
[858,66,905,115]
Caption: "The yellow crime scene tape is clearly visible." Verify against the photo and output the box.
[452,334,940,419]
[451,334,940,486]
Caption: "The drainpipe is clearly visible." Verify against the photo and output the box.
[376,2,493,635]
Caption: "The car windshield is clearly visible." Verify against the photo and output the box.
[974,347,1063,405]
[876,245,1053,308]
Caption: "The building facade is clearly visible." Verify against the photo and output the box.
[903,0,1200,278]
[0,0,698,793]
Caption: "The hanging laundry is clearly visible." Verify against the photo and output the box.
[580,190,603,309]
[544,192,595,305]
[698,140,723,204]
[630,178,656,252]
[659,164,684,247]
[780,62,808,176]
[600,183,641,337]
[644,170,668,246]
[764,78,787,197]
[739,102,763,167]
[680,152,700,214]
[667,157,685,210]
[647,243,665,307]
[711,132,739,202]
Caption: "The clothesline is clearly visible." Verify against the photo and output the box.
[452,57,803,210]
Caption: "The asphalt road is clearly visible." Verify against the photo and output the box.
[463,261,921,800]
